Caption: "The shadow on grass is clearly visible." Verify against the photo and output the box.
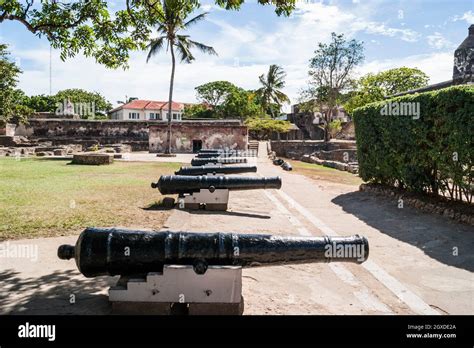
[36,157,73,161]
[0,269,117,315]
[142,198,176,211]
[332,191,474,272]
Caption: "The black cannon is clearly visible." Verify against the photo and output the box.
[151,175,281,195]
[191,157,247,166]
[281,161,293,171]
[273,158,284,166]
[58,228,369,277]
[152,175,281,210]
[175,165,257,176]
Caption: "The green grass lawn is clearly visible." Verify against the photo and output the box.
[287,160,363,186]
[0,158,182,241]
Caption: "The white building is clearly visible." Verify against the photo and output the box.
[108,100,187,121]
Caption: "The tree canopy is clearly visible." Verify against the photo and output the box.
[19,89,112,119]
[193,80,265,120]
[245,117,291,140]
[344,67,429,114]
[195,81,238,111]
[0,0,296,69]
[300,32,364,141]
[0,44,32,125]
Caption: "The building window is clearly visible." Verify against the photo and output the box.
[129,112,139,120]
[173,113,177,120]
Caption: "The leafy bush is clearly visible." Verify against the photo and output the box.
[353,85,473,203]
[328,119,343,137]
[245,117,291,140]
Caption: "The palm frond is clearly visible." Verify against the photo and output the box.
[274,90,290,103]
[183,12,208,28]
[175,39,195,63]
[187,39,218,56]
[146,36,167,63]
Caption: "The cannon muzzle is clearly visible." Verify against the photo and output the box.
[175,165,257,176]
[58,228,369,277]
[151,175,281,195]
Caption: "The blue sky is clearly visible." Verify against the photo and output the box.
[0,0,473,111]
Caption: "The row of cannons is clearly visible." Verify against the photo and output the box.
[152,148,277,211]
[58,148,369,314]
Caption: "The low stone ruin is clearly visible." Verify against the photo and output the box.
[0,134,131,160]
[270,140,359,174]
[302,151,359,174]
[72,153,114,165]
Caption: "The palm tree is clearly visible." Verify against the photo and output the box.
[256,64,290,118]
[146,0,217,154]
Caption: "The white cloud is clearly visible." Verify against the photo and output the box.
[9,1,438,113]
[356,51,453,84]
[452,10,474,24]
[427,32,453,50]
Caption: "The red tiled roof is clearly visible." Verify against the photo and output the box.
[109,100,186,113]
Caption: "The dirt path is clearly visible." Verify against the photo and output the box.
[164,142,473,314]
[1,143,472,314]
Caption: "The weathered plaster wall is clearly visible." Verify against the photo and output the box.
[15,119,153,150]
[149,121,248,153]
[13,119,248,152]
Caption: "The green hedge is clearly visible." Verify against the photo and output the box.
[353,85,474,203]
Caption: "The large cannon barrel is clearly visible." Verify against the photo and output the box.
[151,175,281,194]
[175,165,258,176]
[191,157,248,166]
[57,228,369,277]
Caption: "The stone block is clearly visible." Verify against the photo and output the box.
[71,153,113,165]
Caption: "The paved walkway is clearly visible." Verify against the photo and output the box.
[1,143,472,314]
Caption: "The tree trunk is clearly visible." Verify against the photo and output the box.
[165,44,176,154]
[324,109,331,142]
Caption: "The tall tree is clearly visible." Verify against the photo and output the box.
[0,44,32,125]
[146,0,217,154]
[221,88,264,121]
[344,67,429,114]
[301,33,364,142]
[255,64,290,118]
[195,81,238,116]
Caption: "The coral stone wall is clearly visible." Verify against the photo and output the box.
[149,121,248,153]
[15,119,155,151]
